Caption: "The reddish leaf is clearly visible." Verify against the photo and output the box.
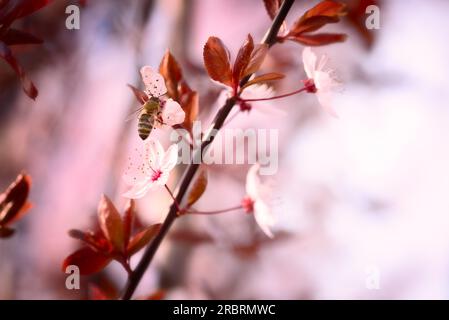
[0,172,32,228]
[68,229,111,253]
[159,50,183,100]
[242,72,285,89]
[263,0,282,20]
[127,224,161,256]
[203,36,233,87]
[62,247,111,275]
[187,167,208,207]
[127,84,148,104]
[0,42,38,99]
[122,199,135,248]
[290,15,340,35]
[97,195,125,253]
[289,33,347,46]
[181,90,199,134]
[243,44,268,78]
[1,28,43,45]
[300,0,347,20]
[233,34,254,85]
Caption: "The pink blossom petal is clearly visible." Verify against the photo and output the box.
[317,91,338,117]
[254,200,275,238]
[162,99,185,126]
[246,163,262,199]
[123,179,153,199]
[123,144,152,185]
[302,47,316,79]
[161,144,179,172]
[140,66,167,97]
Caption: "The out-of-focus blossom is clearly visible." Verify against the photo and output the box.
[123,140,178,199]
[302,47,341,117]
[242,163,275,238]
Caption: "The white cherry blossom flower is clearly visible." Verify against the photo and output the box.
[242,163,276,238]
[123,139,178,199]
[302,47,341,117]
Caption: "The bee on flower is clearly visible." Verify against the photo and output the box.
[134,66,185,140]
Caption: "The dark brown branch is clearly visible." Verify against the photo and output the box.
[120,0,296,300]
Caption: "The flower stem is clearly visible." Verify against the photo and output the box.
[186,205,242,215]
[239,86,307,102]
[120,0,296,300]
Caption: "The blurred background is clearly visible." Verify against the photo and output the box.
[2,0,449,299]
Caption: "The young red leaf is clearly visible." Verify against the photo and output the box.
[1,28,43,46]
[186,167,208,207]
[263,0,282,20]
[300,0,347,20]
[122,200,135,248]
[203,36,233,87]
[0,42,38,99]
[127,84,148,104]
[290,15,340,35]
[289,33,347,46]
[242,44,269,78]
[68,229,111,253]
[233,34,254,85]
[181,90,199,135]
[127,224,161,256]
[97,195,125,253]
[62,247,111,275]
[242,72,285,89]
[159,50,183,100]
[0,172,32,229]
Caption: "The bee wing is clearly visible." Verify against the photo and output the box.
[125,106,144,122]
[140,66,167,98]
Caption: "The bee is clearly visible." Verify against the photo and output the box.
[137,97,163,140]
[129,66,185,140]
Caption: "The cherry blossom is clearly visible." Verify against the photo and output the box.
[302,47,341,117]
[242,163,276,238]
[123,140,179,199]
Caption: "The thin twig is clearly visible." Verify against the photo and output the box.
[120,0,296,300]
[186,205,243,215]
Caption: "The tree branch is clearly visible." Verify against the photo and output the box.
[120,0,296,300]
